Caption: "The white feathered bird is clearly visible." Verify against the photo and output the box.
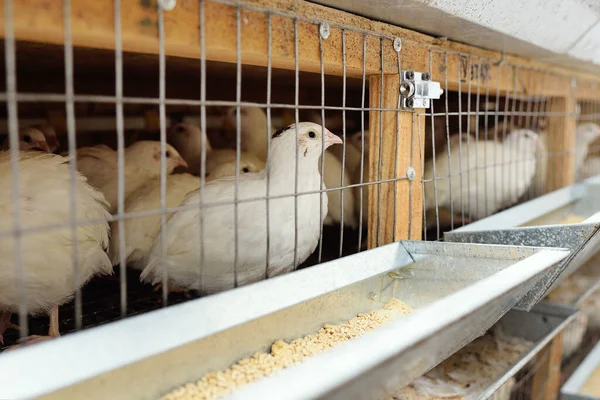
[140,123,342,294]
[2,127,51,153]
[580,156,600,180]
[75,141,187,214]
[424,130,539,221]
[168,122,265,178]
[227,107,358,228]
[222,106,272,161]
[575,123,600,179]
[346,130,370,227]
[110,159,263,270]
[304,113,358,229]
[206,157,265,181]
[32,123,60,153]
[0,151,112,346]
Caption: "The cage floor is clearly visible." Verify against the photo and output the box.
[0,225,362,351]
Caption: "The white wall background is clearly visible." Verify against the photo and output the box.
[314,0,600,74]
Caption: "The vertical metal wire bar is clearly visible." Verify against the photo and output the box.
[234,6,242,285]
[531,70,544,195]
[198,0,207,289]
[429,51,440,239]
[63,0,83,329]
[317,22,325,263]
[357,34,366,252]
[541,73,551,193]
[502,64,511,205]
[524,69,535,200]
[376,37,384,247]
[293,18,300,268]
[392,41,400,242]
[466,56,473,222]
[339,29,347,256]
[408,110,415,240]
[4,0,28,338]
[589,101,600,175]
[517,68,528,196]
[157,4,168,306]
[396,40,406,239]
[492,61,502,209]
[457,55,465,226]
[264,11,272,279]
[483,59,491,215]
[510,66,518,204]
[419,114,427,240]
[114,0,127,317]
[443,52,453,231]
[474,62,481,218]
[525,69,535,130]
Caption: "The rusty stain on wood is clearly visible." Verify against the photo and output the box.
[140,0,153,9]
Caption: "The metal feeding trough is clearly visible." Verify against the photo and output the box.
[561,339,600,400]
[0,241,568,400]
[478,302,576,399]
[445,176,600,311]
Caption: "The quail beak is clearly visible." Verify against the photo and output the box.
[36,141,51,153]
[178,158,189,169]
[324,130,343,148]
[49,137,60,152]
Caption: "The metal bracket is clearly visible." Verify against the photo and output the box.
[399,70,443,109]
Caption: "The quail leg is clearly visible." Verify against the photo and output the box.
[7,305,60,350]
[153,283,191,298]
[0,311,19,346]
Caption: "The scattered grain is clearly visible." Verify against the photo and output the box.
[559,214,586,224]
[161,298,413,400]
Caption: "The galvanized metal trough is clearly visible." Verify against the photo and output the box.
[561,339,600,400]
[445,176,600,311]
[0,241,568,400]
[478,302,576,399]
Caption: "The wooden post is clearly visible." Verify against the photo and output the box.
[545,94,577,192]
[530,332,563,400]
[368,75,425,248]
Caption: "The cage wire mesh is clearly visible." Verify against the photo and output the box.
[0,4,598,399]
[578,99,600,180]
[0,0,420,349]
[510,345,552,400]
[421,50,567,240]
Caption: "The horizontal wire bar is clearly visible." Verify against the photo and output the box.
[0,93,409,113]
[0,176,409,238]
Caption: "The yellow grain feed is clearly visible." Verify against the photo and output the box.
[559,214,586,224]
[162,298,414,400]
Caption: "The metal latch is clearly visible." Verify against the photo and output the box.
[400,70,443,109]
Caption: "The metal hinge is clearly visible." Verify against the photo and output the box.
[400,70,443,109]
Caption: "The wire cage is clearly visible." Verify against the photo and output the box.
[578,99,600,181]
[0,0,600,399]
[0,0,432,347]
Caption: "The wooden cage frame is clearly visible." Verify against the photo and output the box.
[2,0,600,397]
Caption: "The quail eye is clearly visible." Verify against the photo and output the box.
[308,131,316,139]
[165,150,171,158]
[23,135,31,143]
[242,167,250,173]
[176,126,185,133]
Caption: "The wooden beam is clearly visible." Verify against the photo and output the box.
[1,0,599,98]
[367,75,423,248]
[545,94,577,192]
[576,81,600,101]
[531,333,563,400]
